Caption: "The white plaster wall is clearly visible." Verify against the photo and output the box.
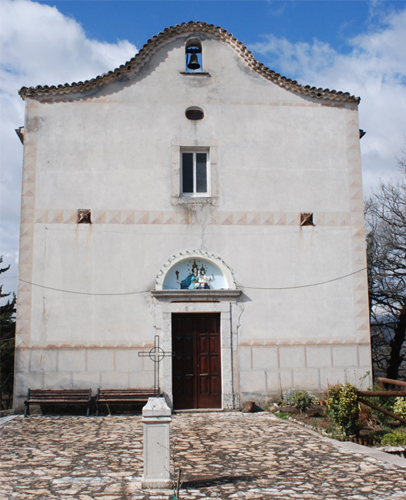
[14,32,371,409]
[28,223,358,346]
[33,40,353,213]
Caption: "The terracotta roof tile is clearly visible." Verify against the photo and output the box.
[18,21,360,104]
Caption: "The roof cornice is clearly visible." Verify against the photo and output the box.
[18,21,360,104]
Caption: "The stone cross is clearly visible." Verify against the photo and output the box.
[138,335,175,395]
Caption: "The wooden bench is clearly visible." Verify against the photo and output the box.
[24,389,92,417]
[96,388,158,416]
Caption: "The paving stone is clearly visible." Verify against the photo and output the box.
[0,413,406,499]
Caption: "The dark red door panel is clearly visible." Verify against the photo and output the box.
[172,313,221,409]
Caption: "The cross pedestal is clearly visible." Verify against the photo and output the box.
[141,397,172,489]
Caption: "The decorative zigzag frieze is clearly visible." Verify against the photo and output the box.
[33,209,358,227]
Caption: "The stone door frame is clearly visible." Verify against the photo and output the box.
[151,290,241,410]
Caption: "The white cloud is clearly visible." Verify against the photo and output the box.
[1,1,405,298]
[0,0,137,297]
[250,7,406,196]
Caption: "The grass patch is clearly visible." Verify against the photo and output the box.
[274,411,290,420]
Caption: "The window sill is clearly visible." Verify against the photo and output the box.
[174,196,214,206]
[179,72,211,77]
[151,289,241,301]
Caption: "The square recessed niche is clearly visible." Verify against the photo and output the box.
[77,209,92,224]
[300,213,314,226]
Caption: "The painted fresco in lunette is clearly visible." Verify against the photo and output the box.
[176,260,213,289]
[162,259,227,290]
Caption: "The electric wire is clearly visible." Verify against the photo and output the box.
[241,267,367,290]
[18,279,147,296]
[18,266,367,296]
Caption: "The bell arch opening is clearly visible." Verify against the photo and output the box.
[185,40,202,73]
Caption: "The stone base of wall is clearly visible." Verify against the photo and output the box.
[13,342,372,412]
[13,347,155,411]
[238,343,372,409]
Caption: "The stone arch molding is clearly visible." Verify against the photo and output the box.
[155,250,237,291]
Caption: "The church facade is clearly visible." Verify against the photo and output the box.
[14,22,372,411]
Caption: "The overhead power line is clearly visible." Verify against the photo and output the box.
[18,279,147,296]
[18,267,367,296]
[241,267,367,290]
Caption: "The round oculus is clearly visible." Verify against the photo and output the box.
[185,108,204,120]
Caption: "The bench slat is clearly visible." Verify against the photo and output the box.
[97,398,151,402]
[28,399,88,403]
[98,393,154,396]
[28,390,90,394]
[28,395,90,399]
[98,391,157,395]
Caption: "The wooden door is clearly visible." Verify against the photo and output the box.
[172,313,221,409]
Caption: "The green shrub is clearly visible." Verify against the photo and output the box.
[290,390,317,412]
[327,383,360,436]
[282,389,296,406]
[394,397,406,419]
[282,389,317,411]
[326,384,341,419]
[366,383,398,425]
[381,429,406,446]
[368,392,396,425]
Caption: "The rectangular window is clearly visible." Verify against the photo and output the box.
[181,151,209,196]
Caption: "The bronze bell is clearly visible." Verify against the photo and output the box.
[187,54,200,71]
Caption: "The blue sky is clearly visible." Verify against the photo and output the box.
[34,1,379,53]
[1,0,406,297]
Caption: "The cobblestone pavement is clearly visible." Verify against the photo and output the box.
[1,412,406,500]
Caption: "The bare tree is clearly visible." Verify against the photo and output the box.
[0,256,16,407]
[365,150,406,381]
